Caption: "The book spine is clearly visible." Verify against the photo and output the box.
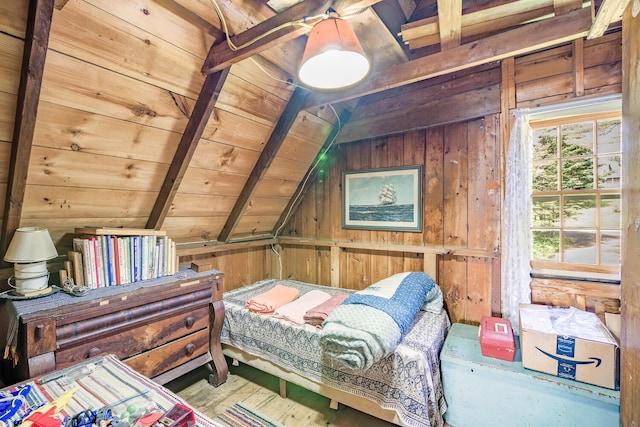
[72,237,93,288]
[122,236,131,284]
[110,236,117,285]
[87,238,97,288]
[104,235,113,286]
[94,236,104,288]
[148,236,157,279]
[132,236,141,282]
[112,236,121,285]
[140,236,148,281]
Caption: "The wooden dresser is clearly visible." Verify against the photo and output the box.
[0,269,223,385]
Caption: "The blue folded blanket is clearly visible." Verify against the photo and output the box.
[342,271,437,334]
[319,271,439,370]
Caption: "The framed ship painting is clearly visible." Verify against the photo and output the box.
[342,166,422,231]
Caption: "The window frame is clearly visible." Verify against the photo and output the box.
[529,111,622,280]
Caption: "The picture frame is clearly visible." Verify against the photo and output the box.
[342,166,422,231]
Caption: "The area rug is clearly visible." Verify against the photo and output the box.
[213,402,283,427]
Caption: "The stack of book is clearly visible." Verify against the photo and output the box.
[68,227,177,288]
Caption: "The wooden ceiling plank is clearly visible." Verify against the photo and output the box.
[146,68,230,230]
[271,108,353,236]
[587,0,631,39]
[553,0,583,15]
[1,0,55,258]
[306,7,592,108]
[437,0,462,50]
[201,0,386,74]
[218,87,310,242]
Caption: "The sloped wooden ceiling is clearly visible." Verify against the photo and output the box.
[0,0,629,250]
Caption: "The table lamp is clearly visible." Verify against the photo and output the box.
[4,227,59,296]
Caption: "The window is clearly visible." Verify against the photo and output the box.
[530,112,621,278]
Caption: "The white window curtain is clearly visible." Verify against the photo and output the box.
[502,110,533,332]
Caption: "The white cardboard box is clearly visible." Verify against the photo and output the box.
[519,304,619,390]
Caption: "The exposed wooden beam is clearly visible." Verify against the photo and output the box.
[437,0,462,50]
[1,0,54,260]
[305,7,592,108]
[218,87,310,242]
[587,0,631,39]
[401,0,557,50]
[146,68,230,230]
[553,0,583,15]
[272,108,353,236]
[201,0,385,74]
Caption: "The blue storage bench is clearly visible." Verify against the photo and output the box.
[440,323,620,427]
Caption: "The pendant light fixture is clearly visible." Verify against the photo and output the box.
[298,10,370,90]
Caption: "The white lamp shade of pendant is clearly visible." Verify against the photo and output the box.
[299,17,370,90]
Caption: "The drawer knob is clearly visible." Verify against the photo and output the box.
[87,347,101,358]
[185,316,195,328]
[185,343,196,356]
[35,324,44,340]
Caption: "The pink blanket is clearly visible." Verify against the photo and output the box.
[246,284,300,314]
[273,289,331,325]
[303,292,350,327]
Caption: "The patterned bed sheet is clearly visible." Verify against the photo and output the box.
[221,278,451,427]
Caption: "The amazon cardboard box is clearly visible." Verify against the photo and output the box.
[519,304,619,390]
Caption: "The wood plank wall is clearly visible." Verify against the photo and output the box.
[621,7,640,425]
[185,31,624,325]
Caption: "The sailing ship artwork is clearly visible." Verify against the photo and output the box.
[343,166,422,231]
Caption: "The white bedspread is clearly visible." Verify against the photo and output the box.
[221,278,451,427]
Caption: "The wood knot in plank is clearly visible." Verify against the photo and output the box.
[130,104,157,118]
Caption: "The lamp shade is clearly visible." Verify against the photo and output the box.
[298,17,370,89]
[4,227,58,263]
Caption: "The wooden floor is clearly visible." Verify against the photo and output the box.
[165,358,452,427]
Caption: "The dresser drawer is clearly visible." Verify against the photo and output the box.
[124,329,209,378]
[55,306,209,368]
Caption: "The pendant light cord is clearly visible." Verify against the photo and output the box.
[208,0,369,52]
[208,0,328,51]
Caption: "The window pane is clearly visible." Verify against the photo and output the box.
[532,230,560,261]
[563,195,597,228]
[533,127,558,160]
[563,231,596,264]
[601,231,621,265]
[597,119,621,154]
[533,161,558,191]
[598,155,621,189]
[601,194,621,229]
[561,122,594,156]
[532,196,560,227]
[562,158,594,190]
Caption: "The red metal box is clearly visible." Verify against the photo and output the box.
[479,316,516,361]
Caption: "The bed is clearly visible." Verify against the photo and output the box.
[208,276,451,427]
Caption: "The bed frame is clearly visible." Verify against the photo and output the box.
[206,260,441,426]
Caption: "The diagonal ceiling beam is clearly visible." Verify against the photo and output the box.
[218,86,310,242]
[305,7,593,109]
[271,108,353,237]
[201,0,385,74]
[587,0,631,39]
[146,68,230,230]
[1,0,55,260]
